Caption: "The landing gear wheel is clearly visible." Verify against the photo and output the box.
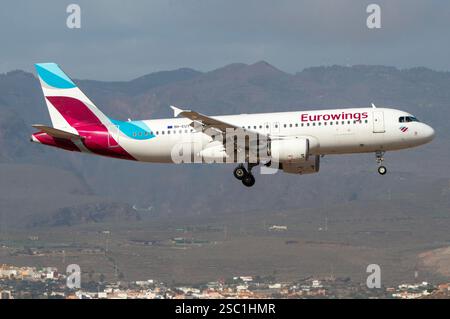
[378,166,387,175]
[375,151,387,175]
[233,166,246,180]
[242,174,256,187]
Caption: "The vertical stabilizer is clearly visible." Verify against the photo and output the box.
[35,63,110,131]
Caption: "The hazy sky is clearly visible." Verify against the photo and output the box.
[1,0,449,80]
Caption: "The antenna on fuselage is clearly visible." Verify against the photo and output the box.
[371,103,377,108]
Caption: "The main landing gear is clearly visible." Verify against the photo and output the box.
[233,163,257,187]
[375,151,387,175]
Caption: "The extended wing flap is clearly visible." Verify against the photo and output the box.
[32,124,82,140]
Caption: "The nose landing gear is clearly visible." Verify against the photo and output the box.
[375,151,387,175]
[233,163,257,187]
[378,165,387,175]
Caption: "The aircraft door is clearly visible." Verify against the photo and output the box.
[264,122,270,134]
[373,111,385,133]
[108,125,120,148]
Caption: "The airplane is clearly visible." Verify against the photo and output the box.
[31,63,435,187]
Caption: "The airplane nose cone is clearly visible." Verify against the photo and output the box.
[424,125,435,142]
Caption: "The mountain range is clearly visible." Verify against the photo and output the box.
[0,61,448,228]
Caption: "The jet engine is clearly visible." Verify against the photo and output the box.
[269,137,310,162]
[280,155,320,174]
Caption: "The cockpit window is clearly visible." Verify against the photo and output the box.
[399,116,419,123]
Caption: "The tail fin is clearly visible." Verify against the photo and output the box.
[35,63,110,131]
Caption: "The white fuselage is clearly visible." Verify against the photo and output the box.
[117,107,435,163]
[32,63,435,187]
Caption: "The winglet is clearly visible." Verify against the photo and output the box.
[170,105,188,117]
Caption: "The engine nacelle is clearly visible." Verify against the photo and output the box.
[280,155,320,175]
[269,137,309,163]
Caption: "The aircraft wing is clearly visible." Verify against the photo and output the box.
[32,124,83,140]
[170,105,270,160]
[170,105,261,137]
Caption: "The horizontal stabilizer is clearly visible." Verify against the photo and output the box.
[32,124,82,140]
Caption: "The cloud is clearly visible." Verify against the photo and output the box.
[1,0,450,80]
